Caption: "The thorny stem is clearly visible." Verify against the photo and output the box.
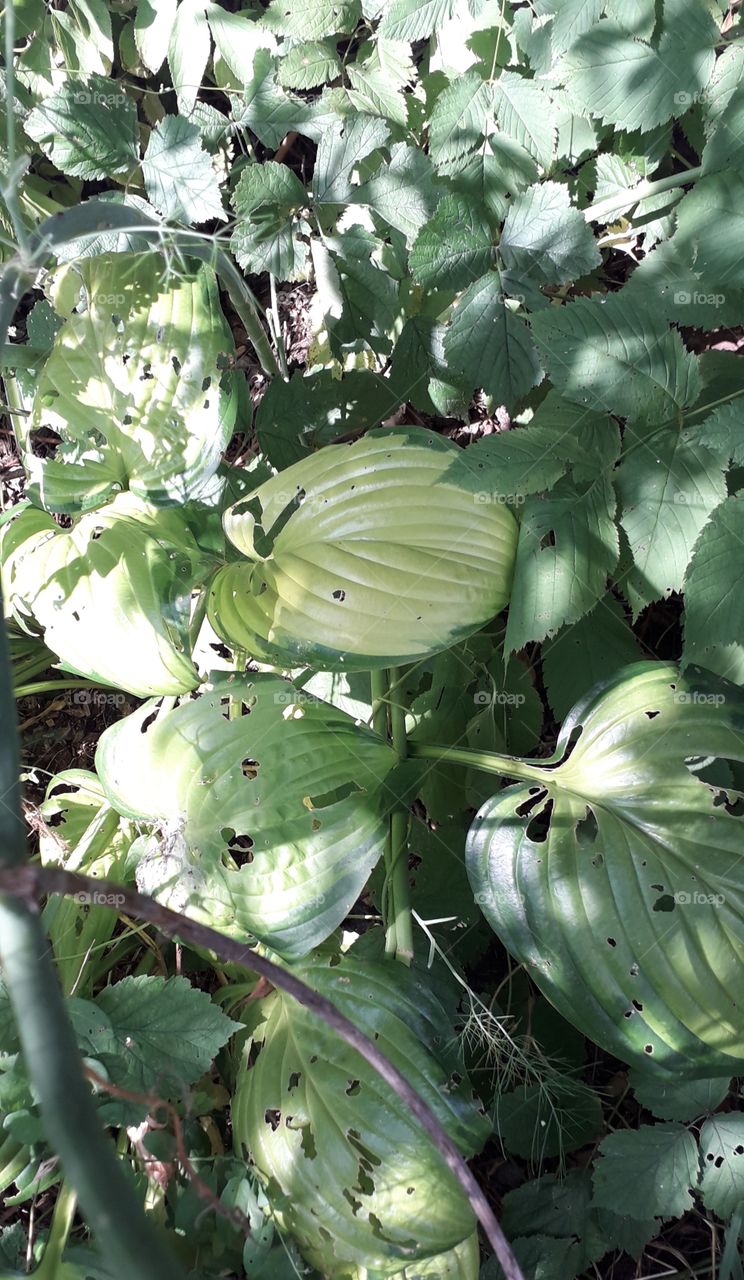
[0,861,525,1280]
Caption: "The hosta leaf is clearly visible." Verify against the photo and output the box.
[26,252,235,511]
[232,952,489,1274]
[230,161,308,281]
[90,976,240,1095]
[443,273,542,408]
[467,662,744,1075]
[3,494,205,697]
[499,181,600,287]
[277,40,341,89]
[593,1124,699,1219]
[616,427,726,614]
[530,295,701,427]
[142,115,225,225]
[96,676,396,958]
[210,428,517,670]
[25,75,139,178]
[378,0,457,40]
[561,1,718,132]
[409,194,494,292]
[699,1115,744,1217]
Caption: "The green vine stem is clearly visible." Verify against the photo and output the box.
[585,163,703,224]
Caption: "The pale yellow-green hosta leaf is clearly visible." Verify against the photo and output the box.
[233,952,490,1275]
[209,428,518,670]
[3,494,208,696]
[25,251,236,512]
[95,674,397,958]
[345,1233,479,1279]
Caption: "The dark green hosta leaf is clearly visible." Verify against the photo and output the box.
[499,181,600,288]
[210,428,517,670]
[230,162,308,281]
[467,662,744,1075]
[96,676,396,959]
[25,252,235,512]
[142,115,225,226]
[3,495,206,697]
[25,75,139,178]
[232,952,489,1275]
[443,273,542,409]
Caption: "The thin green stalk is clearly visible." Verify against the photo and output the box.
[370,670,397,954]
[13,678,106,699]
[2,2,29,254]
[407,741,547,786]
[388,667,413,965]
[585,163,703,224]
[34,1182,77,1280]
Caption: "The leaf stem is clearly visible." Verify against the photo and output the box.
[585,164,703,224]
[388,667,413,965]
[407,741,547,785]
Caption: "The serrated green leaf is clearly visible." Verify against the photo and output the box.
[263,0,361,38]
[504,455,620,651]
[700,1115,744,1217]
[499,181,600,287]
[25,253,235,510]
[312,113,389,204]
[25,75,138,178]
[444,272,542,408]
[542,0,603,55]
[495,1081,602,1161]
[492,71,556,169]
[352,142,436,243]
[445,135,538,220]
[467,662,744,1075]
[379,0,457,40]
[207,3,276,82]
[429,71,494,168]
[233,952,489,1274]
[276,39,341,89]
[683,495,744,670]
[347,38,412,125]
[690,401,744,466]
[96,675,396,958]
[142,115,225,225]
[530,294,701,426]
[501,1170,608,1271]
[541,595,642,720]
[410,194,494,291]
[167,0,210,114]
[389,315,468,418]
[231,48,316,149]
[91,976,240,1094]
[562,2,718,132]
[210,428,517,670]
[593,1124,699,1219]
[616,426,726,613]
[630,1070,729,1122]
[230,161,308,280]
[255,368,399,469]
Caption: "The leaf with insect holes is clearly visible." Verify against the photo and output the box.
[593,1124,699,1219]
[2,494,207,697]
[142,116,225,225]
[209,428,518,671]
[24,252,236,511]
[699,1115,744,1217]
[467,662,744,1075]
[96,674,397,959]
[233,951,489,1274]
[25,76,139,179]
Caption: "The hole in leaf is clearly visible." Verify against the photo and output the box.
[288,1072,301,1091]
[525,799,553,843]
[265,1109,281,1131]
[308,780,364,807]
[645,710,660,720]
[653,894,675,913]
[575,808,598,846]
[607,937,617,948]
[644,1044,653,1054]
[300,1126,317,1160]
[539,530,556,549]
[346,1079,360,1096]
[332,589,346,601]
[241,758,259,780]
